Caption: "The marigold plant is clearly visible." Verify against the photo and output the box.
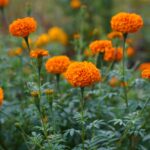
[30,49,49,58]
[0,87,4,106]
[64,61,101,87]
[89,40,112,54]
[9,17,37,38]
[45,56,71,74]
[111,12,143,33]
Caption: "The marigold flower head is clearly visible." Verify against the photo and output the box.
[9,17,37,38]
[111,12,143,33]
[45,56,71,74]
[127,47,135,57]
[30,91,39,97]
[89,40,112,54]
[0,0,8,7]
[104,47,115,62]
[44,89,54,95]
[109,77,120,87]
[115,47,123,61]
[64,61,101,87]
[48,27,68,45]
[73,33,80,39]
[30,49,49,58]
[141,69,150,79]
[8,48,23,56]
[0,87,4,106]
[120,81,128,87]
[139,63,150,71]
[107,31,123,39]
[35,34,50,47]
[126,38,133,45]
[70,0,81,9]
[104,47,123,62]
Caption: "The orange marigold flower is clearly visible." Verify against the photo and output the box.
[64,61,101,87]
[127,47,135,57]
[111,12,143,33]
[139,63,150,71]
[0,87,4,106]
[0,0,8,7]
[104,47,123,62]
[48,27,68,45]
[35,34,50,47]
[104,47,115,62]
[115,47,123,61]
[107,31,123,39]
[126,38,133,45]
[70,0,81,9]
[89,40,112,54]
[73,33,80,39]
[30,49,49,58]
[141,69,150,79]
[9,17,37,38]
[109,77,120,87]
[120,81,128,87]
[45,56,71,74]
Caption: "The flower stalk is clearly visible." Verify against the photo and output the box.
[56,74,60,92]
[122,33,128,108]
[24,36,31,52]
[80,87,85,150]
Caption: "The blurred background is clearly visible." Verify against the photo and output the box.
[0,0,150,61]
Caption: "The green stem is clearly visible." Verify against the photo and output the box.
[80,87,85,150]
[37,109,52,149]
[122,33,128,108]
[56,74,60,92]
[96,53,103,69]
[37,57,42,98]
[24,36,31,52]
[103,61,114,82]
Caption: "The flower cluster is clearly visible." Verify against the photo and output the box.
[45,56,71,74]
[30,49,49,58]
[0,87,4,106]
[111,12,143,33]
[89,40,112,54]
[64,61,101,87]
[9,17,37,38]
